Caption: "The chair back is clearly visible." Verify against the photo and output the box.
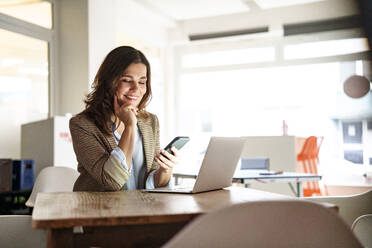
[297,136,327,196]
[0,215,46,248]
[307,189,372,226]
[26,166,79,207]
[163,200,362,248]
[352,214,372,247]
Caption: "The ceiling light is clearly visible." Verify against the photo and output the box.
[255,0,325,9]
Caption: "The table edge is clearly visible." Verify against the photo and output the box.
[32,213,200,229]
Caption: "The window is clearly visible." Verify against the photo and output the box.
[0,28,49,158]
[0,0,52,29]
[179,62,340,137]
[284,38,370,59]
[342,120,372,169]
[182,47,275,68]
[0,0,53,158]
[176,35,371,173]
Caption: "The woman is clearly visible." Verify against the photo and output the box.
[70,46,178,191]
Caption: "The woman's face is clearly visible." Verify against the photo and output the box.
[115,63,147,108]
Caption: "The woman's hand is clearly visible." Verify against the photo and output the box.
[154,146,179,187]
[114,95,137,127]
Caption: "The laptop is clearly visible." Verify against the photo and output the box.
[145,137,247,194]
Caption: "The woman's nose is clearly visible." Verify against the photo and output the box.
[131,82,139,90]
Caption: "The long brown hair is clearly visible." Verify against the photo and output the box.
[82,46,152,135]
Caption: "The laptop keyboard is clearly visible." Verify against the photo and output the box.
[172,186,193,190]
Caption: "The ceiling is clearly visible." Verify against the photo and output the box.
[129,0,360,45]
[134,0,326,21]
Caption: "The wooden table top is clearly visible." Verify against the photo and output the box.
[32,187,288,229]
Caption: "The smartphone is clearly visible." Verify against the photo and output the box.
[164,136,190,155]
[259,170,283,175]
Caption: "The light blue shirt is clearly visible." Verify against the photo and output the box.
[110,123,173,190]
[110,124,156,190]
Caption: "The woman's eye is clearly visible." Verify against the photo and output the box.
[139,81,146,85]
[122,79,131,83]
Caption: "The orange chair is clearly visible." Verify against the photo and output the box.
[297,136,328,196]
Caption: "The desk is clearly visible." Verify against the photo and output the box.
[32,187,288,248]
[173,171,321,197]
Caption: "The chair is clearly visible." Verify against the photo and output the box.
[352,214,372,248]
[163,200,363,248]
[306,189,372,226]
[25,166,79,207]
[297,136,328,196]
[0,215,46,248]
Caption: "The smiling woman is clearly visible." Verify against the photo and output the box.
[69,46,180,192]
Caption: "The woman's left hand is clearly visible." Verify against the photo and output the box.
[156,146,179,172]
[154,146,179,186]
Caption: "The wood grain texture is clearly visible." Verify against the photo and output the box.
[32,187,287,229]
[32,187,338,248]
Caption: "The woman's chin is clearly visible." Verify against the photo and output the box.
[119,99,138,107]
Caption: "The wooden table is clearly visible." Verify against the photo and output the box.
[32,187,289,247]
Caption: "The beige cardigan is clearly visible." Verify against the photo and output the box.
[69,112,160,192]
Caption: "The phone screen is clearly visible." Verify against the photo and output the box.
[164,136,190,155]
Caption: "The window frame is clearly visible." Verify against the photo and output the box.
[0,0,57,117]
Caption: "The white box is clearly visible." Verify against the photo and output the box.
[241,136,297,196]
[241,136,297,172]
[21,116,77,177]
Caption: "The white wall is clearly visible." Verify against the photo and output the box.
[114,0,174,48]
[55,0,89,116]
[55,0,173,117]
[88,0,117,86]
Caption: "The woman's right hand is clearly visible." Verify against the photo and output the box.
[114,95,138,127]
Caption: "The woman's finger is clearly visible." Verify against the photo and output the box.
[155,156,173,170]
[120,103,137,115]
[170,146,179,158]
[160,149,175,161]
[158,154,175,167]
[162,147,179,164]
[157,153,172,165]
[129,106,138,115]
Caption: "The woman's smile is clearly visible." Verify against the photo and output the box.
[124,95,139,101]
